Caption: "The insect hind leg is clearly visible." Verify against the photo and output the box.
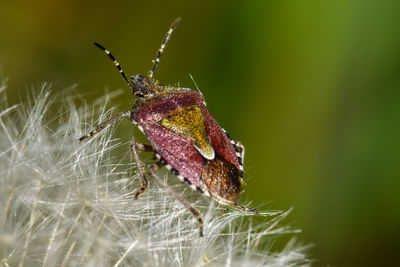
[234,204,259,215]
[148,165,204,237]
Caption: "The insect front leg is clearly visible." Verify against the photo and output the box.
[130,141,154,199]
[147,165,204,237]
[79,111,131,142]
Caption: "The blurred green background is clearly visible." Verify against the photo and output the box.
[1,0,400,266]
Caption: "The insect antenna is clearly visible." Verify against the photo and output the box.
[94,42,134,89]
[149,17,181,79]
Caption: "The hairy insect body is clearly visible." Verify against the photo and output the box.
[202,156,241,203]
[132,88,242,204]
[80,18,256,237]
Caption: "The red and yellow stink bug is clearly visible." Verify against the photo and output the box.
[80,18,257,237]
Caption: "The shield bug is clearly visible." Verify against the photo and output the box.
[80,18,257,237]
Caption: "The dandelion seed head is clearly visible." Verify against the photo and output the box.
[0,82,311,266]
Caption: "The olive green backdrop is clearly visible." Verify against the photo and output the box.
[1,0,399,266]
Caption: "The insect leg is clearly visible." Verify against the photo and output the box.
[234,204,259,215]
[148,165,204,237]
[132,142,153,152]
[130,141,153,199]
[236,142,245,162]
[79,111,131,142]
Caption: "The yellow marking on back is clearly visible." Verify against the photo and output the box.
[161,106,215,160]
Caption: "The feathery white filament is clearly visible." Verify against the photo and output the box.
[0,82,310,267]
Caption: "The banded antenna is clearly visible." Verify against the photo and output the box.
[149,17,181,79]
[94,42,134,89]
